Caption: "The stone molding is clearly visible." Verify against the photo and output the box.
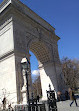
[0,0,55,33]
[0,17,13,31]
[0,50,14,62]
[0,0,11,13]
[38,60,61,70]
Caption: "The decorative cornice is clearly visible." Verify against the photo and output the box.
[0,17,12,31]
[0,50,14,62]
[0,0,55,34]
[0,0,11,13]
[0,49,27,62]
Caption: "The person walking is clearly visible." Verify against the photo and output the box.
[68,88,78,107]
[65,90,69,100]
[2,97,6,110]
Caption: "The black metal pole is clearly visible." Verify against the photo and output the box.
[25,71,30,111]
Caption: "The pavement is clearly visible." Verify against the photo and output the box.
[57,99,79,111]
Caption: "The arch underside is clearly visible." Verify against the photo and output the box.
[29,41,51,65]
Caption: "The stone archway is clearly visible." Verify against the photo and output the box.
[29,40,58,100]
[0,0,63,105]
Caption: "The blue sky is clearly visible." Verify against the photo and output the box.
[0,0,79,73]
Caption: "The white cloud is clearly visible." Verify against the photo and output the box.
[32,70,40,75]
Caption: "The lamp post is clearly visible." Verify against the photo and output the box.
[21,57,30,111]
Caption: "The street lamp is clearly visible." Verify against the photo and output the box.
[21,57,30,111]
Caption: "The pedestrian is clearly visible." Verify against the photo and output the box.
[37,95,39,102]
[65,90,69,100]
[57,91,61,101]
[68,88,78,107]
[8,104,11,111]
[2,97,6,110]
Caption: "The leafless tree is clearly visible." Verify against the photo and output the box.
[32,76,42,98]
[61,57,79,88]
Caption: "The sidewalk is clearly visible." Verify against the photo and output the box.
[57,100,79,111]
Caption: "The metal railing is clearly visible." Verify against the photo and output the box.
[46,84,57,111]
[14,103,46,111]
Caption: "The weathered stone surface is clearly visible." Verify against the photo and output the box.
[0,54,17,108]
[0,0,63,107]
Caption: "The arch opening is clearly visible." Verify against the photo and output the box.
[29,51,42,98]
[29,40,57,100]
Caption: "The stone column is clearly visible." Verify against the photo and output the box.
[39,62,58,101]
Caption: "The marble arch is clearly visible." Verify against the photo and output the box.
[0,0,63,105]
